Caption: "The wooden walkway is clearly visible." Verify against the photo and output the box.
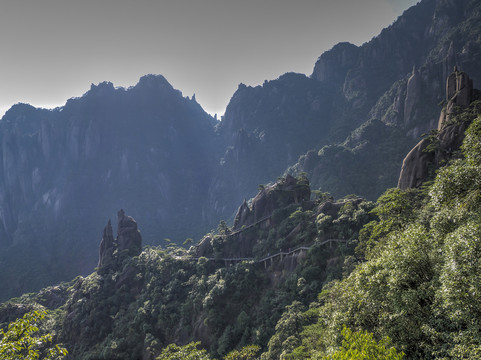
[179,238,346,268]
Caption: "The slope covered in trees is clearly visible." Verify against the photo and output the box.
[2,0,481,301]
[1,101,481,359]
[266,108,481,359]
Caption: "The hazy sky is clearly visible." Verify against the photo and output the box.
[0,0,419,118]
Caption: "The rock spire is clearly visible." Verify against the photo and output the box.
[98,209,142,269]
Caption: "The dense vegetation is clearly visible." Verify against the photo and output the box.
[265,112,481,359]
[0,175,374,359]
[0,310,67,359]
[1,110,481,359]
[3,0,481,303]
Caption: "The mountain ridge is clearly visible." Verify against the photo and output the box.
[1,0,481,301]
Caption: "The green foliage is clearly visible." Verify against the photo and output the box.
[312,191,334,203]
[323,326,404,360]
[261,302,309,360]
[224,345,260,360]
[155,343,261,360]
[281,109,481,359]
[462,115,481,165]
[357,188,425,259]
[156,342,211,360]
[0,310,67,360]
[217,220,231,235]
[421,129,440,153]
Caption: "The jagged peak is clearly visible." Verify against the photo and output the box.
[135,74,174,91]
[98,209,142,270]
[89,81,115,92]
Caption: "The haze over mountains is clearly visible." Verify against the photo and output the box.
[1,0,481,302]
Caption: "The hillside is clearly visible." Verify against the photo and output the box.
[0,174,374,359]
[1,0,481,304]
[0,76,219,300]
[288,0,481,199]
[2,77,481,358]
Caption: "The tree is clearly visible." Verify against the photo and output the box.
[156,342,211,360]
[324,326,404,360]
[0,310,68,360]
[224,345,260,360]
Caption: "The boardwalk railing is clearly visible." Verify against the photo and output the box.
[176,238,347,268]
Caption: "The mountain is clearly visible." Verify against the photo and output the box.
[287,0,481,199]
[1,0,481,355]
[207,0,481,222]
[0,75,219,300]
[2,80,480,358]
[0,175,374,359]
[2,0,481,301]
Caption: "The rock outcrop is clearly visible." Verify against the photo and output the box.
[233,174,311,230]
[398,69,480,189]
[232,200,253,231]
[197,175,312,258]
[404,66,422,126]
[438,68,474,130]
[98,209,142,269]
[117,209,142,256]
[98,220,115,268]
[397,138,435,189]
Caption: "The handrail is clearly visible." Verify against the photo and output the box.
[179,238,347,263]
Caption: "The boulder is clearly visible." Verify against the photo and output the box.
[196,235,213,257]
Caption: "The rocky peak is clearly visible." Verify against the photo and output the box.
[398,68,480,189]
[232,174,311,230]
[438,68,474,129]
[98,210,142,269]
[404,65,422,126]
[98,220,115,268]
[135,74,174,93]
[117,209,142,256]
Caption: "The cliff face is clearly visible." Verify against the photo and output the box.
[210,73,332,217]
[288,0,481,199]
[0,76,219,300]
[198,175,312,258]
[2,0,481,300]
[398,70,481,189]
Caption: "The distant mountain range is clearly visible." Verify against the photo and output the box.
[1,0,481,300]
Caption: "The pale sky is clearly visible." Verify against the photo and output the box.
[0,0,419,118]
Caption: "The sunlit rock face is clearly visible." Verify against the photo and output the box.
[287,0,481,200]
[398,70,481,190]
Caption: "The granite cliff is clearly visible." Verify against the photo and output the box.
[288,0,481,199]
[2,0,481,300]
[0,75,219,300]
[398,69,481,189]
